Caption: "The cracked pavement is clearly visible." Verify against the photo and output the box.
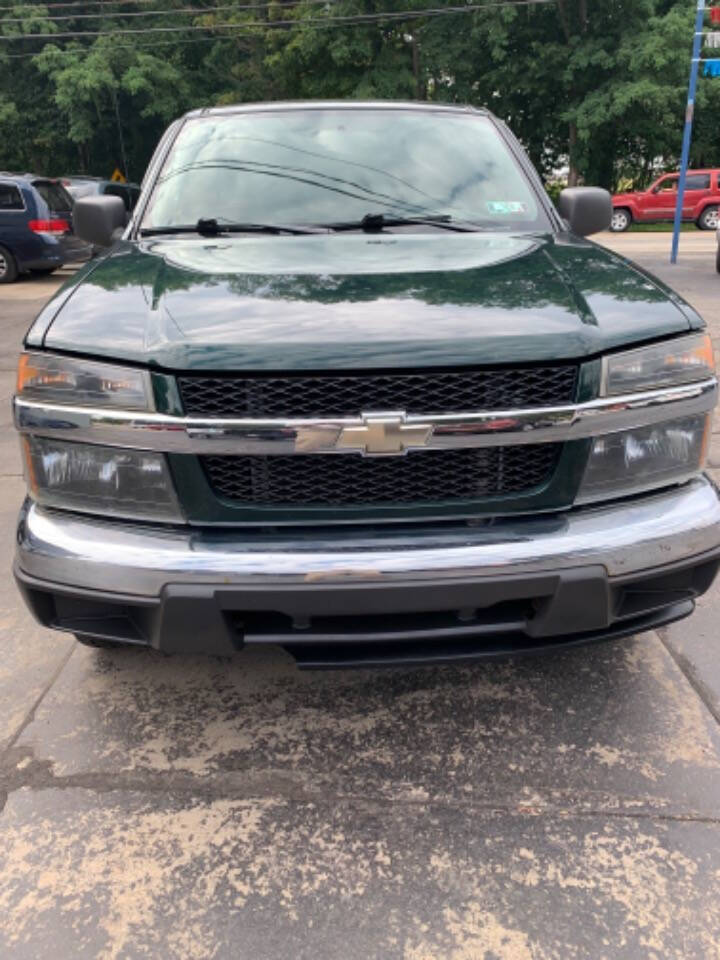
[1,234,720,959]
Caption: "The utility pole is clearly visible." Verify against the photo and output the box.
[671,0,706,264]
[101,0,129,182]
[111,86,129,182]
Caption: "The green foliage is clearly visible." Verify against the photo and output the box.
[544,181,565,206]
[0,0,718,187]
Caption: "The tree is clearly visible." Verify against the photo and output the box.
[0,0,717,188]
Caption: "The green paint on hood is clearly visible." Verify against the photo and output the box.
[32,231,699,371]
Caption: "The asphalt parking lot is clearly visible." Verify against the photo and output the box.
[2,232,720,959]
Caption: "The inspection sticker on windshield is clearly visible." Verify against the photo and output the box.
[487,201,528,215]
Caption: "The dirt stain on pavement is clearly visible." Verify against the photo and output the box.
[2,788,720,960]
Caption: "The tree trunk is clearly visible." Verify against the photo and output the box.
[558,2,588,186]
[567,121,579,186]
[578,0,588,31]
[411,35,424,100]
[556,0,571,42]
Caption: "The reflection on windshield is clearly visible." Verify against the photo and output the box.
[142,109,547,232]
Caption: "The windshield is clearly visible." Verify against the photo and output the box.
[141,108,549,232]
[66,182,100,200]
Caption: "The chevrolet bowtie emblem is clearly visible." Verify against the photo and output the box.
[335,412,433,456]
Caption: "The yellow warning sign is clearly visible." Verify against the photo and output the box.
[110,168,127,183]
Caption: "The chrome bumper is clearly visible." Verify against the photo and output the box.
[15,477,720,598]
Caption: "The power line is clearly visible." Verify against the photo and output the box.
[0,0,170,9]
[0,0,336,22]
[2,28,301,55]
[0,0,556,40]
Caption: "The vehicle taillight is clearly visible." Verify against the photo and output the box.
[28,219,69,235]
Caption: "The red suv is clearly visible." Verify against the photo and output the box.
[610,170,720,232]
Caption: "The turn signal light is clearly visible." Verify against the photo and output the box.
[16,352,154,410]
[603,333,715,395]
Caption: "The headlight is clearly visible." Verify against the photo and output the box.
[577,414,711,504]
[582,334,716,503]
[22,436,183,522]
[603,333,714,396]
[17,352,153,410]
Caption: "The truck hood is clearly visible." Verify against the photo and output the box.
[37,232,698,370]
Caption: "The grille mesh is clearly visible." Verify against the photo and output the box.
[202,445,562,507]
[179,365,578,419]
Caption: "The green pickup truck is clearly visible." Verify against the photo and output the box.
[12,102,720,667]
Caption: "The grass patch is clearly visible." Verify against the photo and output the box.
[628,223,699,233]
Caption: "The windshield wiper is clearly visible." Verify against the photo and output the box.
[139,218,322,237]
[318,213,487,233]
[138,214,495,238]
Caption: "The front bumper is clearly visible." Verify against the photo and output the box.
[14,477,720,667]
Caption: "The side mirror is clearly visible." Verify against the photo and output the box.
[557,186,612,236]
[73,195,127,248]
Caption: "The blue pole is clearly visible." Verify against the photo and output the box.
[671,0,706,263]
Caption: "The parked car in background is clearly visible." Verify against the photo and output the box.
[12,102,720,667]
[611,170,720,232]
[62,176,141,213]
[0,173,92,283]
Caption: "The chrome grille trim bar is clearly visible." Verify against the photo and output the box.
[13,377,717,456]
